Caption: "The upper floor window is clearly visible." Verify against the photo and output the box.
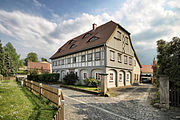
[110,50,115,61]
[124,55,127,64]
[81,55,85,62]
[95,52,101,60]
[125,37,128,44]
[67,58,71,64]
[129,57,132,65]
[72,57,76,63]
[61,59,64,65]
[68,40,75,44]
[88,36,98,42]
[134,60,136,66]
[117,31,121,40]
[118,53,122,63]
[87,53,92,61]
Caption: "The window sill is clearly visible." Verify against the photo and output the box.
[110,59,115,61]
[109,80,114,82]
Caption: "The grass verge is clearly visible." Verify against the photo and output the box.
[0,80,57,120]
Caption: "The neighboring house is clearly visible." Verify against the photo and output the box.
[141,65,153,83]
[28,61,52,74]
[50,21,141,88]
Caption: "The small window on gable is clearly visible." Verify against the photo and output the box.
[83,33,91,39]
[69,44,76,49]
[117,31,121,40]
[88,36,98,42]
[125,37,128,44]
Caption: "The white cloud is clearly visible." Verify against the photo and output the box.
[0,0,180,64]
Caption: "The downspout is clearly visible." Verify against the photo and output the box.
[104,43,107,74]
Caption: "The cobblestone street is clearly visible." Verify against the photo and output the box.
[49,84,180,120]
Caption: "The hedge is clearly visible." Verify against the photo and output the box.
[27,73,59,83]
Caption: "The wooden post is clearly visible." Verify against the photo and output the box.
[99,73,108,95]
[31,81,33,91]
[39,83,42,96]
[58,88,64,120]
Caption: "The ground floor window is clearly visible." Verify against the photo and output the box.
[83,73,87,79]
[126,73,130,81]
[119,73,122,82]
[109,73,113,82]
[95,73,101,80]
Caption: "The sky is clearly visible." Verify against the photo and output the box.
[0,0,180,65]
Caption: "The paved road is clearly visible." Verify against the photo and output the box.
[49,84,178,120]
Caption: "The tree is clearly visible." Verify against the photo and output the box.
[157,37,180,87]
[41,57,48,62]
[0,40,5,75]
[25,52,38,65]
[4,42,20,74]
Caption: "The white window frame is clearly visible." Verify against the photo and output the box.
[81,55,85,62]
[129,57,132,65]
[118,53,122,63]
[110,50,115,61]
[117,31,121,40]
[119,73,123,82]
[95,52,101,60]
[87,53,92,61]
[124,55,127,64]
[95,72,101,80]
[109,72,114,82]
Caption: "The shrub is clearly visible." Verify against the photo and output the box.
[27,73,59,83]
[0,74,3,80]
[84,77,100,87]
[17,70,28,75]
[63,72,79,85]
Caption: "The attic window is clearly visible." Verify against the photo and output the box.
[83,33,91,39]
[69,44,76,49]
[58,48,61,52]
[69,40,75,44]
[88,36,98,42]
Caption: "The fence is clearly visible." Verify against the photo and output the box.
[17,78,64,120]
[169,82,180,107]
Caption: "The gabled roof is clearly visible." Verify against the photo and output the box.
[141,65,153,73]
[50,20,131,59]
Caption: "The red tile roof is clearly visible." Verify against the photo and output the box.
[50,20,130,59]
[141,65,153,73]
[28,61,50,70]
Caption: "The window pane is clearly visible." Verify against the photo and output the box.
[110,51,114,60]
[110,73,113,81]
[81,55,85,62]
[95,52,100,60]
[87,53,92,61]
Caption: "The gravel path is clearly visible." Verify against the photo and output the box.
[49,84,179,120]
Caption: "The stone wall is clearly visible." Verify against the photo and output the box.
[159,75,169,109]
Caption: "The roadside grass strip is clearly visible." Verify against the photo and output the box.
[0,80,57,120]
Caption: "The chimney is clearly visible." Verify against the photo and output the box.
[92,23,97,30]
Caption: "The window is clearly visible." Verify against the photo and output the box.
[124,55,127,64]
[58,60,61,65]
[119,73,122,82]
[96,73,101,80]
[95,52,100,60]
[69,44,76,49]
[109,73,113,82]
[134,74,136,81]
[134,60,136,66]
[61,59,64,65]
[88,36,98,42]
[110,51,115,61]
[87,53,92,61]
[125,37,128,44]
[72,57,76,63]
[81,55,85,62]
[54,61,57,66]
[68,40,75,44]
[118,53,122,63]
[117,31,121,40]
[83,33,91,38]
[129,57,132,65]
[126,74,129,81]
[83,73,87,79]
[67,58,71,64]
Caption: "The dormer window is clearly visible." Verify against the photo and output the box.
[69,44,76,49]
[69,40,75,44]
[83,33,91,39]
[88,36,98,42]
[58,48,61,52]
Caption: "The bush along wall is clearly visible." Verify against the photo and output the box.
[27,73,59,83]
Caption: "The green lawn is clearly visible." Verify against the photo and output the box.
[0,80,57,120]
[67,85,100,91]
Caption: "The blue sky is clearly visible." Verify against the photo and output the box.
[0,0,180,65]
